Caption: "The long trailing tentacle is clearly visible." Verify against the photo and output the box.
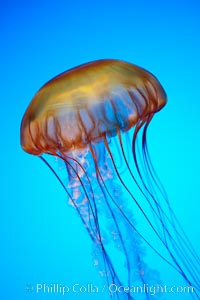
[119,124,200,286]
[39,155,123,300]
[130,116,200,295]
[141,118,200,265]
[139,118,200,287]
[89,142,135,300]
[103,132,200,294]
[57,153,122,294]
[103,135,185,279]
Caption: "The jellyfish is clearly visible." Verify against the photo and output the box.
[20,59,200,299]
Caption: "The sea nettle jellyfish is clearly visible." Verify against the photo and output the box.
[20,60,200,299]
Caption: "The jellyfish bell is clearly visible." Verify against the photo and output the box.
[20,59,166,155]
[20,59,200,300]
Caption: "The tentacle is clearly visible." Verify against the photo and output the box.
[39,155,122,300]
[89,142,135,299]
[130,117,200,294]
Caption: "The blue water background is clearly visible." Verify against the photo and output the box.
[1,0,200,299]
